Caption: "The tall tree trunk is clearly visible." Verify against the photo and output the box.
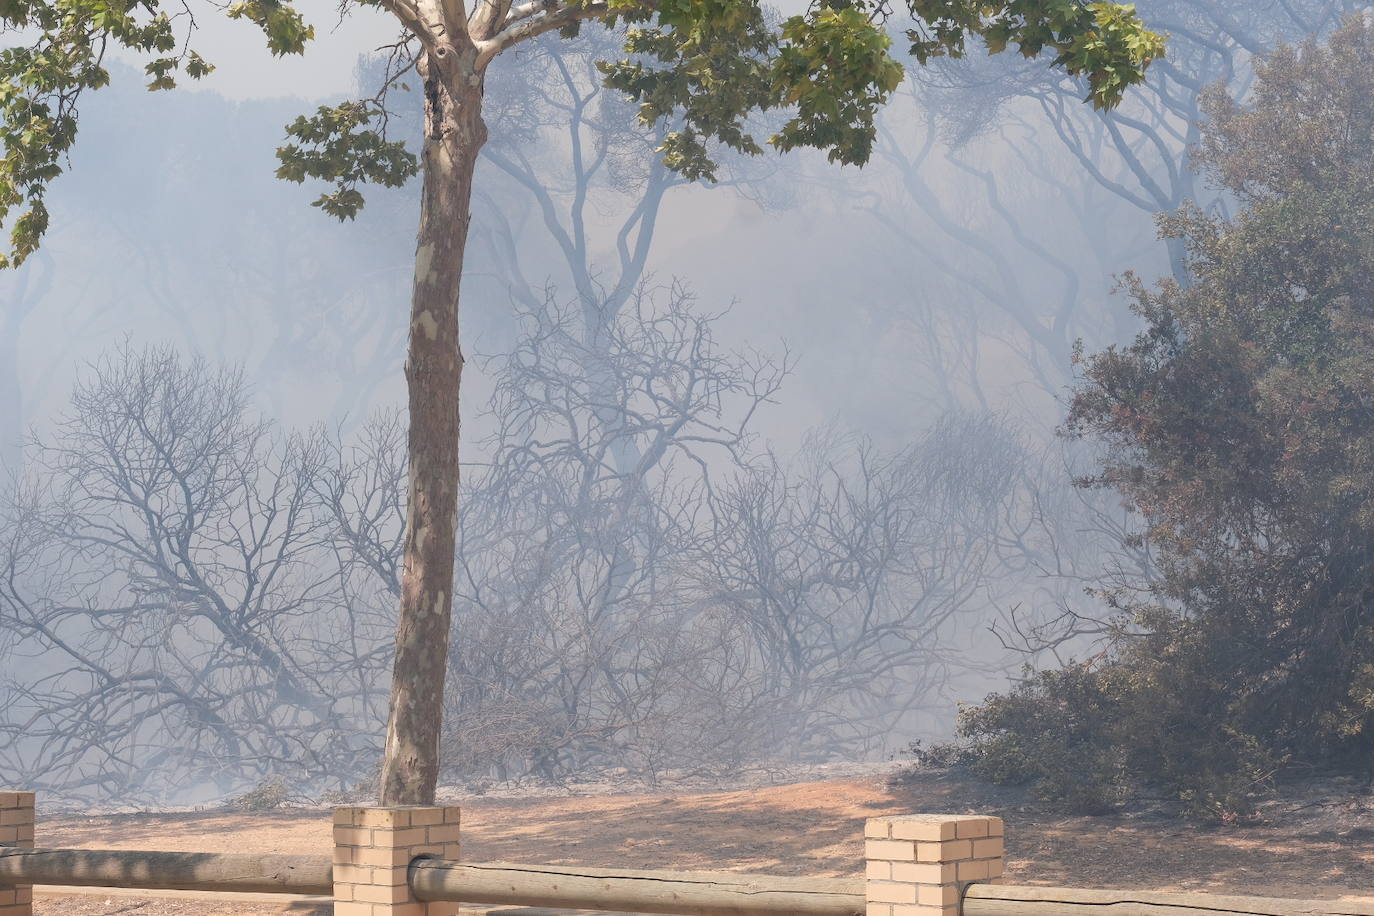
[379,47,488,807]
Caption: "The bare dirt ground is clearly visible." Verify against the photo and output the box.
[28,764,1374,915]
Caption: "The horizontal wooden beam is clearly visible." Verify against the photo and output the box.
[0,847,333,896]
[964,883,1374,916]
[408,858,866,916]
[8,847,1369,916]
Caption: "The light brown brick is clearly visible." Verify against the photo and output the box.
[409,809,443,826]
[972,837,1003,858]
[866,903,893,916]
[425,824,460,844]
[865,820,892,839]
[895,906,958,916]
[358,809,411,828]
[868,882,918,905]
[984,858,1005,878]
[375,827,428,846]
[918,884,960,907]
[890,819,958,842]
[333,826,373,847]
[11,889,29,905]
[866,839,917,861]
[332,865,375,884]
[334,809,357,825]
[11,827,31,844]
[338,805,466,913]
[866,861,892,880]
[957,859,990,881]
[955,819,990,839]
[0,890,15,906]
[0,827,18,844]
[891,862,957,884]
[0,812,31,827]
[916,839,971,862]
[331,902,373,916]
[355,846,413,867]
[355,882,411,904]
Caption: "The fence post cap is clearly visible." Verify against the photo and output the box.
[866,815,1003,841]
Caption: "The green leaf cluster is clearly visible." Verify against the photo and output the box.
[0,0,314,266]
[598,0,1160,185]
[226,0,314,56]
[276,101,418,219]
[597,0,778,180]
[905,0,1165,109]
[0,0,214,264]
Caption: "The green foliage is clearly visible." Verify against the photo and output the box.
[905,1,1165,108]
[597,0,778,180]
[954,650,1283,822]
[596,0,1160,180]
[276,102,418,219]
[0,0,1161,261]
[770,7,905,166]
[226,0,314,56]
[0,0,312,267]
[955,17,1374,823]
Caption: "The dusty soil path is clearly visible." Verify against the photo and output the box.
[27,769,1374,914]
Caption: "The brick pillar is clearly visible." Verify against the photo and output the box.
[0,792,34,916]
[333,805,461,916]
[865,814,1004,916]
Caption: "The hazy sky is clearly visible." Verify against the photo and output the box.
[115,0,395,100]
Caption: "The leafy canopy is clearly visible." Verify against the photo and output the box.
[0,0,1162,263]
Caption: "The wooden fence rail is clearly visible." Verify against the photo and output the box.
[3,792,1372,916]
[0,847,867,914]
[0,847,333,895]
[963,884,1374,916]
[5,848,1373,916]
[407,858,865,916]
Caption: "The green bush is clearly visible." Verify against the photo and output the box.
[951,19,1374,823]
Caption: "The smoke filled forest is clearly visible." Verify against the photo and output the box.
[2,0,1374,833]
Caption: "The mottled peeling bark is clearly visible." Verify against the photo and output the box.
[379,45,488,807]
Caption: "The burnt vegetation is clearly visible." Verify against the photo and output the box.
[3,1,1373,822]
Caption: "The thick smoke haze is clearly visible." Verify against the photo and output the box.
[0,0,1352,805]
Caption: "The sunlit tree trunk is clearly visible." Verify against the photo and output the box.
[379,44,488,807]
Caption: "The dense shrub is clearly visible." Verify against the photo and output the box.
[951,18,1374,822]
